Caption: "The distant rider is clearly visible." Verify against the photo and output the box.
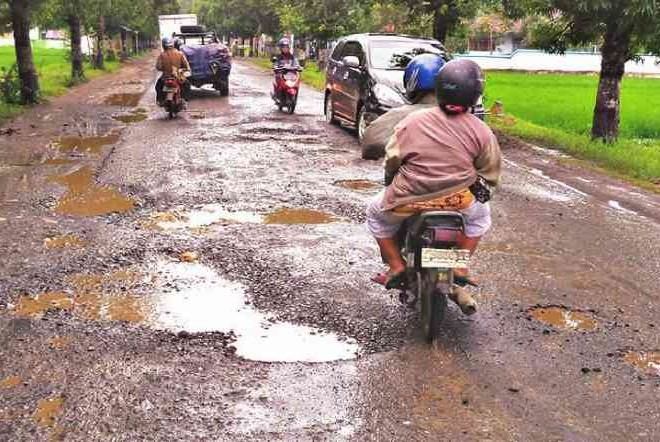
[362,53,445,160]
[273,38,299,67]
[155,37,191,105]
[366,59,502,290]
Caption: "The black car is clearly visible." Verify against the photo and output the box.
[324,33,449,143]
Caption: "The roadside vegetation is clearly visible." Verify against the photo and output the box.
[251,58,325,91]
[486,71,660,185]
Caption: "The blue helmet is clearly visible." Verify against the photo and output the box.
[162,37,174,49]
[403,53,446,101]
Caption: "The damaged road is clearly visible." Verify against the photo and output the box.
[1,55,659,441]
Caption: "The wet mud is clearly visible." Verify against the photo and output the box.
[334,179,382,192]
[48,167,135,216]
[263,208,339,224]
[527,306,598,331]
[12,292,74,317]
[44,234,85,249]
[1,376,22,389]
[622,351,660,376]
[33,396,63,428]
[104,93,142,107]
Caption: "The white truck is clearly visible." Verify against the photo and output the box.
[158,14,198,39]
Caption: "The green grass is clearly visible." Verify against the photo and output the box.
[250,57,325,91]
[0,43,120,119]
[485,71,660,185]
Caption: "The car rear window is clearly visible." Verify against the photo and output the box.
[369,40,444,70]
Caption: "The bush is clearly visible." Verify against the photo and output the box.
[0,64,22,104]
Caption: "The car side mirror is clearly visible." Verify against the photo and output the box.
[342,56,360,69]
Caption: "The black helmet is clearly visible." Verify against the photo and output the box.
[435,59,484,112]
[173,38,183,50]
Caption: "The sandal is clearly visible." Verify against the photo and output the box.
[385,271,408,290]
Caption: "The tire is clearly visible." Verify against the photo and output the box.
[217,78,229,96]
[287,95,297,114]
[325,94,338,125]
[356,105,368,145]
[418,270,445,342]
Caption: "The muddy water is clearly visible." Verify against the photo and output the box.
[13,292,73,317]
[52,133,120,156]
[263,208,338,225]
[33,396,63,428]
[48,167,134,216]
[1,375,22,389]
[334,179,381,192]
[47,336,71,350]
[44,234,85,249]
[104,93,142,107]
[528,306,598,331]
[43,158,79,165]
[150,261,359,362]
[147,206,263,230]
[112,109,148,124]
[622,351,660,376]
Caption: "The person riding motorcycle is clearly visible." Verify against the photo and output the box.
[273,38,299,67]
[361,53,445,160]
[365,59,502,290]
[155,37,191,105]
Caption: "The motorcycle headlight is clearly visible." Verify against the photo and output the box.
[373,83,405,108]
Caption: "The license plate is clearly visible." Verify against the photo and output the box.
[163,87,176,92]
[421,248,470,269]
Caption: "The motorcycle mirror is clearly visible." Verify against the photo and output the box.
[342,56,360,69]
[271,56,277,64]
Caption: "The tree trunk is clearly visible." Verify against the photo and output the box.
[591,26,631,142]
[68,14,84,82]
[433,2,451,43]
[9,0,39,104]
[95,15,105,69]
[120,28,127,60]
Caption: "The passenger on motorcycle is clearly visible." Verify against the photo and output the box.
[362,53,445,160]
[273,38,299,67]
[366,59,502,289]
[155,37,191,105]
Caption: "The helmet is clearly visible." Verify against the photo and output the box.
[278,38,290,48]
[403,53,446,102]
[435,59,484,113]
[162,37,174,49]
[173,38,182,50]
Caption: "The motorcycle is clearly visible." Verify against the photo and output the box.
[160,68,190,119]
[271,62,302,114]
[396,211,473,342]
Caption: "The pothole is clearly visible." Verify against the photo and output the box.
[104,93,142,107]
[112,109,148,124]
[142,206,341,230]
[334,179,382,192]
[527,306,597,331]
[33,395,63,428]
[1,376,22,389]
[48,167,135,216]
[622,351,660,376]
[50,133,121,156]
[47,336,71,350]
[44,234,85,249]
[43,158,79,165]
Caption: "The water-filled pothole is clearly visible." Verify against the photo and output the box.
[527,306,597,331]
[1,376,22,389]
[48,167,134,216]
[112,109,148,124]
[44,234,85,249]
[263,208,337,224]
[104,93,142,107]
[622,351,660,376]
[51,133,120,155]
[33,396,63,428]
[334,179,381,192]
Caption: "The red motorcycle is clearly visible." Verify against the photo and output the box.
[271,64,302,114]
[160,68,190,119]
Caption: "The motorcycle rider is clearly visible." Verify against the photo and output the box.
[273,38,299,67]
[365,59,502,290]
[155,37,191,105]
[362,53,445,160]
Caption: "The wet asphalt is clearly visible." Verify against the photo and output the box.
[0,55,659,441]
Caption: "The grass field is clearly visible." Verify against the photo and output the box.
[0,42,120,119]
[485,71,660,185]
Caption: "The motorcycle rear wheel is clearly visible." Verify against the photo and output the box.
[287,95,297,114]
[418,270,445,342]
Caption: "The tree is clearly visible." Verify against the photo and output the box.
[9,0,39,104]
[504,0,660,142]
[404,0,491,43]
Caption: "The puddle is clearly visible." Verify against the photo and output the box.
[48,167,135,216]
[150,261,359,362]
[263,208,338,225]
[51,133,120,155]
[44,234,85,249]
[47,336,70,350]
[1,375,22,389]
[146,206,263,230]
[12,292,74,317]
[527,306,597,331]
[43,158,78,165]
[33,396,63,428]
[104,93,142,107]
[334,179,381,192]
[622,351,660,376]
[112,111,148,124]
[607,200,638,216]
[189,112,206,119]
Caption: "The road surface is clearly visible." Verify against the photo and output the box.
[1,54,659,441]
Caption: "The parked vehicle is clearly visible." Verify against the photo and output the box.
[271,62,302,114]
[160,68,189,118]
[324,33,485,143]
[174,26,232,96]
[158,14,197,40]
[396,211,471,342]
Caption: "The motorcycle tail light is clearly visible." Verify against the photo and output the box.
[432,228,460,246]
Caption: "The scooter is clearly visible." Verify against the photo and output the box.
[396,211,474,342]
[271,62,302,114]
[161,68,190,119]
